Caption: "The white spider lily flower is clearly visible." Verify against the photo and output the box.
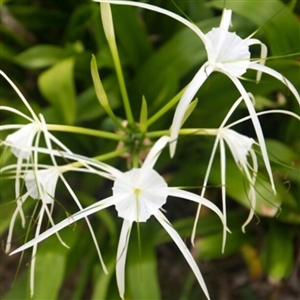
[5,123,41,160]
[219,128,258,231]
[220,129,256,169]
[25,168,60,204]
[0,71,108,273]
[93,1,300,195]
[192,94,262,249]
[192,127,258,253]
[10,136,227,300]
[4,163,111,297]
[0,71,61,221]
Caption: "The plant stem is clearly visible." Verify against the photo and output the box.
[47,124,127,141]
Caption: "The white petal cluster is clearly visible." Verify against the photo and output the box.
[25,168,60,204]
[5,123,41,160]
[219,128,255,168]
[206,28,251,76]
[113,168,168,222]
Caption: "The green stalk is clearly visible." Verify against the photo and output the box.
[147,87,186,127]
[47,124,127,141]
[110,45,135,125]
[146,128,215,139]
[101,3,134,125]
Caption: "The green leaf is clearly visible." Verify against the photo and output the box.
[139,96,148,133]
[196,229,255,260]
[90,55,110,108]
[209,157,282,218]
[111,5,153,69]
[38,58,76,124]
[92,258,115,300]
[14,45,65,69]
[32,252,66,300]
[130,17,219,108]
[260,222,294,281]
[127,226,161,300]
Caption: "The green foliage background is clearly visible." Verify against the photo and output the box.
[1,0,299,299]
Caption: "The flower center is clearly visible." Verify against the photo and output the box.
[112,168,168,222]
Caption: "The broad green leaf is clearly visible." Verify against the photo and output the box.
[127,227,161,300]
[208,157,282,218]
[111,5,153,69]
[260,222,294,281]
[64,3,96,41]
[8,5,65,31]
[130,17,220,108]
[32,252,66,300]
[38,58,76,125]
[2,272,28,300]
[92,258,115,300]
[266,139,300,183]
[32,226,79,300]
[196,229,255,260]
[14,45,64,69]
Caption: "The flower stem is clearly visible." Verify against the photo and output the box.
[146,128,215,139]
[147,87,186,127]
[110,46,135,125]
[47,124,127,141]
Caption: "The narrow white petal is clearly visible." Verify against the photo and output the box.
[60,174,108,273]
[116,220,132,300]
[5,193,29,253]
[219,138,227,253]
[154,210,210,300]
[167,188,227,229]
[247,38,267,82]
[10,196,116,255]
[170,64,212,157]
[219,94,253,129]
[0,106,33,122]
[30,206,46,297]
[241,149,258,232]
[249,63,300,105]
[0,70,39,122]
[191,135,220,245]
[227,109,300,128]
[93,0,207,43]
[227,75,275,193]
[220,9,232,32]
[142,136,170,169]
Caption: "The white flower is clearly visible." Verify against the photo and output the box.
[5,123,41,160]
[3,162,111,297]
[1,71,69,207]
[25,168,59,204]
[113,168,168,222]
[10,136,227,300]
[192,95,260,249]
[219,129,255,168]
